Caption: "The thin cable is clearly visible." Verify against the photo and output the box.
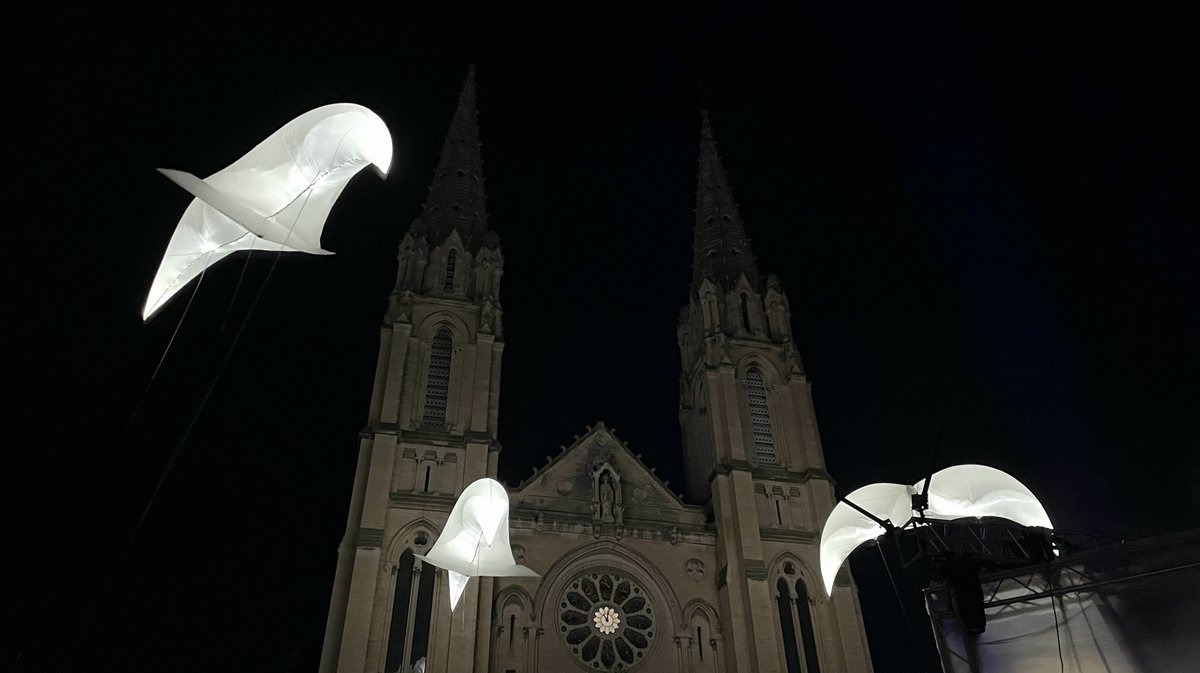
[52,248,292,672]
[15,255,211,665]
[875,542,929,670]
[1048,559,1064,673]
[57,142,344,669]
[115,163,327,554]
[122,238,290,553]
[56,222,310,672]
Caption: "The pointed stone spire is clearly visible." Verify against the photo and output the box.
[420,65,489,251]
[692,111,760,292]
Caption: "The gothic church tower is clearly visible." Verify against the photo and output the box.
[320,67,505,673]
[676,113,874,673]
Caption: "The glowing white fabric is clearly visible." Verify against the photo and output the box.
[144,104,392,320]
[819,482,914,597]
[819,464,1052,595]
[416,478,537,610]
[916,464,1053,529]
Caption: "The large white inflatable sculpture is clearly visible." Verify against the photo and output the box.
[819,464,1052,595]
[417,478,538,610]
[144,104,393,320]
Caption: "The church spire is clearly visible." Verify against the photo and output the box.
[420,65,489,251]
[692,111,760,292]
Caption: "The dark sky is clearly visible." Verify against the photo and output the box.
[10,3,1198,672]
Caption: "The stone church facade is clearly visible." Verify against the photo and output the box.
[320,70,874,673]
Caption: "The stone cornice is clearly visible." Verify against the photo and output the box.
[356,527,384,549]
[709,461,832,484]
[759,527,818,544]
[389,492,456,509]
[744,559,769,580]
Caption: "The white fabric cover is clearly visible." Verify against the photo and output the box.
[918,464,1053,530]
[819,483,914,596]
[144,103,392,319]
[819,464,1052,595]
[416,478,538,610]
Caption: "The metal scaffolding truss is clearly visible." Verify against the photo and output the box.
[891,518,1135,576]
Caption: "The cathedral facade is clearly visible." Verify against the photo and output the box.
[319,70,874,673]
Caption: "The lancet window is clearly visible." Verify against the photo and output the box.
[384,549,437,672]
[444,249,457,291]
[423,328,453,427]
[776,576,822,673]
[745,366,778,464]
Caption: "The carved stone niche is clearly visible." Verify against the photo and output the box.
[588,460,625,540]
[590,461,623,525]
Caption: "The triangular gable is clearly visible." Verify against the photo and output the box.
[512,421,686,517]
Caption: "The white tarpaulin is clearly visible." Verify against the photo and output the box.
[927,530,1200,673]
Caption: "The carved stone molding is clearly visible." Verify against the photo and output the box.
[744,559,768,581]
[356,527,384,549]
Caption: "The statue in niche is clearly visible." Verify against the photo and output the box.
[590,463,625,534]
[599,472,616,522]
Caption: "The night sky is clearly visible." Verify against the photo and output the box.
[10,3,1198,672]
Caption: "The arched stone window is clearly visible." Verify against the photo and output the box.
[777,577,803,673]
[494,589,531,671]
[794,579,822,673]
[741,292,753,333]
[775,574,822,673]
[385,547,437,672]
[689,609,717,672]
[444,249,457,291]
[423,328,453,428]
[745,366,778,465]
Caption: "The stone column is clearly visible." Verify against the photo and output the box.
[400,560,423,669]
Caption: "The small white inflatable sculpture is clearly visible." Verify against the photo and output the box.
[144,103,393,320]
[417,478,538,610]
[819,464,1052,595]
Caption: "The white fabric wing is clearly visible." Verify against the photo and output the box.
[917,464,1053,529]
[143,103,392,320]
[819,482,914,596]
[819,464,1054,596]
[416,477,538,610]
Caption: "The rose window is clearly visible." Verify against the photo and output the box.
[558,571,655,670]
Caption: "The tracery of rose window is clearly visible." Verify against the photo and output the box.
[558,571,655,670]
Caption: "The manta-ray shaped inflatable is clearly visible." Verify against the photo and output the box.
[819,464,1052,595]
[417,478,538,610]
[144,103,392,320]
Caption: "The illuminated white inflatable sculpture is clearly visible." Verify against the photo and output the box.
[819,464,1052,595]
[417,478,537,610]
[144,104,393,320]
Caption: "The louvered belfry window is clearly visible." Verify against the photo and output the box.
[444,249,457,291]
[423,329,453,427]
[745,366,778,464]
